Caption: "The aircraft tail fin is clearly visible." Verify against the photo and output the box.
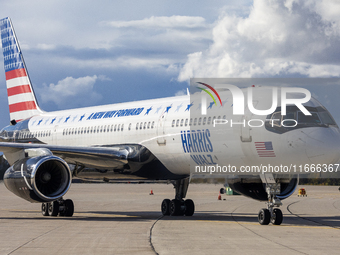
[0,17,43,123]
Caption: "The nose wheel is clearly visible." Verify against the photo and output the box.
[270,208,283,225]
[258,208,283,225]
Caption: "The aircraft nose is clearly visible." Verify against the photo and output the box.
[305,127,340,165]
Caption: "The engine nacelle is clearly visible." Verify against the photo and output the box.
[226,175,298,201]
[4,155,71,203]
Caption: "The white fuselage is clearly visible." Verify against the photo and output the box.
[18,87,340,176]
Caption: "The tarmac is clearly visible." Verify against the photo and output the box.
[0,182,339,255]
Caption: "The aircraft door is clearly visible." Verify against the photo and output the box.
[52,125,59,145]
[240,101,258,143]
[241,115,252,142]
[13,130,18,142]
[157,109,167,145]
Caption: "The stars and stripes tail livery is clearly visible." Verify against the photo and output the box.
[0,17,42,123]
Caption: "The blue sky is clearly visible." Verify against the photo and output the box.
[1,0,340,129]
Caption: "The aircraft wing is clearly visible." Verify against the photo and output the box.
[0,142,131,169]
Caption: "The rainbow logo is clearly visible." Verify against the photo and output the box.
[197,82,223,106]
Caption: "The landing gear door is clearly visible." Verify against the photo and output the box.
[157,110,167,145]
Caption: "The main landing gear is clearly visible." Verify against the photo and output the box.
[41,198,74,217]
[161,178,195,216]
[258,183,283,225]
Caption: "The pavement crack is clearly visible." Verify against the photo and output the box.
[231,204,308,255]
[7,225,63,255]
[149,215,164,255]
[287,200,340,230]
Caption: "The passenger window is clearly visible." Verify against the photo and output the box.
[136,123,139,130]
[151,121,155,129]
[144,122,147,129]
[185,119,188,126]
[176,119,179,127]
[128,123,131,130]
[198,117,202,125]
[194,118,197,126]
[147,122,150,129]
[121,124,124,131]
[203,117,206,125]
[172,120,175,127]
[180,119,184,127]
[118,124,120,131]
[207,117,211,125]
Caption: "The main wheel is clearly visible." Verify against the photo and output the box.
[48,201,59,217]
[161,199,170,216]
[64,199,74,217]
[184,199,195,216]
[169,199,181,216]
[258,208,270,225]
[270,208,283,225]
[41,203,49,216]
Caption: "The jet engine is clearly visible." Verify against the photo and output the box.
[226,175,298,201]
[4,155,71,203]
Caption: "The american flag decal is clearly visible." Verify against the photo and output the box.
[255,142,276,157]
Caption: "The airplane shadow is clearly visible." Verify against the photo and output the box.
[1,210,339,228]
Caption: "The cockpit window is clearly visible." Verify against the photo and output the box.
[266,105,338,134]
[316,106,337,125]
[297,112,321,124]
[271,112,281,126]
[283,111,297,126]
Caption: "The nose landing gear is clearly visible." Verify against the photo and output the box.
[258,182,283,225]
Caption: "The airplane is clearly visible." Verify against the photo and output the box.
[1,17,340,225]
